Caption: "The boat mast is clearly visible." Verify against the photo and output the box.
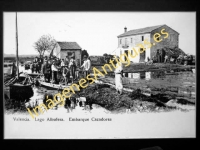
[16,12,19,79]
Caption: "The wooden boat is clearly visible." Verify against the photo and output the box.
[27,73,41,78]
[9,83,33,100]
[39,80,80,91]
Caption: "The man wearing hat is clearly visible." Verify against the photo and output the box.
[80,55,91,79]
[51,59,59,83]
[69,53,76,83]
[41,59,51,82]
[32,56,39,73]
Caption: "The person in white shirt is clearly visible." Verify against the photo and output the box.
[61,59,65,67]
[113,56,123,94]
[80,55,91,78]
[51,60,58,84]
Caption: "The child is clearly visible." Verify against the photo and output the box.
[70,96,76,110]
[64,97,71,113]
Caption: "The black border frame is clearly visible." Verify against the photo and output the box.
[0,0,198,149]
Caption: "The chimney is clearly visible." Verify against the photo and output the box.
[124,27,127,33]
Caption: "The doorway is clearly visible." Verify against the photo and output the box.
[124,50,128,61]
[139,48,146,62]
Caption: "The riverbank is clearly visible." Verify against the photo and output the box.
[92,63,195,73]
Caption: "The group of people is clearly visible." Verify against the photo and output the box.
[42,93,92,113]
[64,96,92,113]
[29,54,91,85]
[30,57,43,73]
[148,49,174,64]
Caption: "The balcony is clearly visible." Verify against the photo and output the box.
[122,44,129,48]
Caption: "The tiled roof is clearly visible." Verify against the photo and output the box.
[57,42,82,50]
[118,24,166,37]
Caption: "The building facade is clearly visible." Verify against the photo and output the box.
[53,42,82,67]
[116,24,179,62]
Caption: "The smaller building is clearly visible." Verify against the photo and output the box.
[53,42,82,67]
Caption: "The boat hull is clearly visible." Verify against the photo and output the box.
[9,83,33,101]
[39,81,80,91]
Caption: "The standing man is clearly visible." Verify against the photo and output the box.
[51,60,58,84]
[80,55,91,78]
[38,57,43,73]
[41,59,51,82]
[113,56,123,95]
[64,55,69,66]
[69,54,77,83]
[62,65,70,85]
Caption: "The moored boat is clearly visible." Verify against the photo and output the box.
[39,80,80,91]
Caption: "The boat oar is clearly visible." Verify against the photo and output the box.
[4,77,14,85]
[22,77,28,85]
[5,77,16,86]
[6,77,17,86]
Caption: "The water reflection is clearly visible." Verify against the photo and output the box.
[178,88,196,99]
[125,71,166,80]
[122,70,196,100]
[126,73,140,79]
[140,72,145,79]
[145,72,151,80]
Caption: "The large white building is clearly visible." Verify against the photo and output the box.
[116,24,179,63]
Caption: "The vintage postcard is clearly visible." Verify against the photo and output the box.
[3,12,196,139]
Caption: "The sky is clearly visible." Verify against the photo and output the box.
[3,12,196,56]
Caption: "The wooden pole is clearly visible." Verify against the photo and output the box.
[16,12,19,79]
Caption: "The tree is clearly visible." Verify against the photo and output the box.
[81,49,89,58]
[103,53,108,57]
[81,49,89,65]
[33,34,57,58]
[104,54,114,63]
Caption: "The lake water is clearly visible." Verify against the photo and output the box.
[16,64,110,114]
[106,69,196,100]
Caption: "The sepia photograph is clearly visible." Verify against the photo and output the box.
[3,12,196,139]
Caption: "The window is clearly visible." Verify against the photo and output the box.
[67,52,75,58]
[125,38,127,45]
[142,36,144,41]
[131,38,132,43]
[120,39,122,44]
